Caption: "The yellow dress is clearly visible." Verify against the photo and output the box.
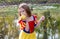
[19,30,36,39]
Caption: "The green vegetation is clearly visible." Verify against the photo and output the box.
[0,4,60,39]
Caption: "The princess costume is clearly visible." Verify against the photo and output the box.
[18,15,37,39]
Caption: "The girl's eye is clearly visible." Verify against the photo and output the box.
[20,10,25,13]
[22,10,24,12]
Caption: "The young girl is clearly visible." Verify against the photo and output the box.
[18,3,45,39]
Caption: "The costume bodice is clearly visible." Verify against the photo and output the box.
[18,15,37,33]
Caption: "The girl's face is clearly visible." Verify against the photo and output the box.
[18,7,27,17]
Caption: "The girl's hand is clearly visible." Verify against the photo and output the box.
[35,16,45,27]
[40,16,45,21]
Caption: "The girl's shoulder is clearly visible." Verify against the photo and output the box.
[32,14,37,18]
[32,15,37,21]
[27,15,37,22]
[32,15,37,18]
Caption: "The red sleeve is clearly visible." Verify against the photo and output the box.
[18,20,26,30]
[34,15,37,19]
[18,20,22,24]
[33,15,38,27]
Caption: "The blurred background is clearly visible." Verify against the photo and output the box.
[0,0,60,39]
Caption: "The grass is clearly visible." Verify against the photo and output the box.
[0,4,60,39]
[0,4,60,25]
[0,5,18,17]
[0,4,60,26]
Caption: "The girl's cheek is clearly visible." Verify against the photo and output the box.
[18,9,20,13]
[18,10,21,16]
[24,13,27,16]
[22,12,27,16]
[24,11,28,16]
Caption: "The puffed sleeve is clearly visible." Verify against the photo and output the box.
[33,15,38,27]
[18,20,26,30]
